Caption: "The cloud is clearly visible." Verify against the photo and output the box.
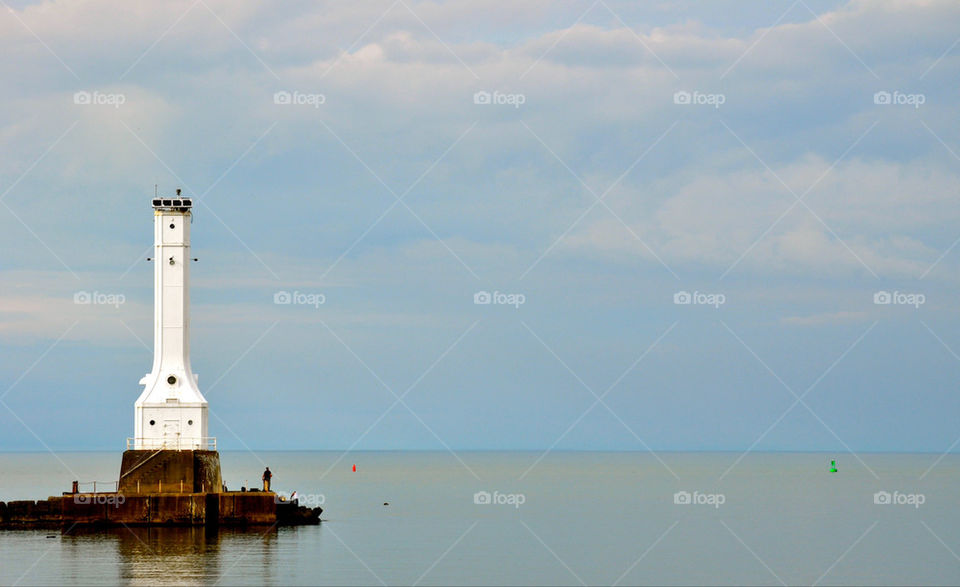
[564,155,956,278]
[4,0,959,283]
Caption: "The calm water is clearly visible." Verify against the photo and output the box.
[0,451,958,585]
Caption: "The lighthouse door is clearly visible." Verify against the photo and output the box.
[162,420,180,449]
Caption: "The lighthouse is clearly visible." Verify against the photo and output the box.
[115,189,223,501]
[132,191,212,451]
[0,188,320,528]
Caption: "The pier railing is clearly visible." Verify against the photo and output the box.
[75,480,118,493]
[126,437,217,451]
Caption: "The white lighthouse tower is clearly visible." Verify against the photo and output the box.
[132,191,212,451]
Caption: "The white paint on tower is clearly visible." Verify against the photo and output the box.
[133,191,212,450]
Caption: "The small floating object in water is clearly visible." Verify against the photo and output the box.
[46,535,56,539]
[829,460,838,473]
[352,464,356,472]
[383,502,389,506]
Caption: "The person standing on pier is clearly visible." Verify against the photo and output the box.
[262,467,272,491]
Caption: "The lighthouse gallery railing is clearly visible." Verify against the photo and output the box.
[126,437,217,451]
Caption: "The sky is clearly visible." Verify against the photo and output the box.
[0,0,958,454]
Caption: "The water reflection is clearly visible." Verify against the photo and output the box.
[62,526,278,585]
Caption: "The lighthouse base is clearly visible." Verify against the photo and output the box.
[118,450,222,494]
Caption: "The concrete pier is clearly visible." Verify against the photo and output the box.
[62,491,279,526]
[0,449,320,529]
[0,492,319,529]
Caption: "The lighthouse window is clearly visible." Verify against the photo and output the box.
[149,420,155,426]
[169,223,175,229]
[188,420,193,426]
[167,375,177,385]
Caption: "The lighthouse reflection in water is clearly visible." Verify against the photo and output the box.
[62,527,278,585]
